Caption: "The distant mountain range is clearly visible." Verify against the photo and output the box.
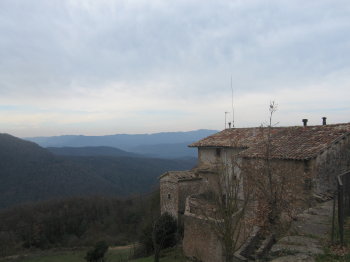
[25,129,218,158]
[47,146,141,158]
[0,133,198,209]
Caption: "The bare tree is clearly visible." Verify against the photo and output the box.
[264,101,279,228]
[196,153,251,262]
[215,159,251,262]
[244,102,307,233]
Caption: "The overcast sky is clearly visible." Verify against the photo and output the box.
[1,0,350,137]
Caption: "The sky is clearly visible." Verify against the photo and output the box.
[1,0,350,137]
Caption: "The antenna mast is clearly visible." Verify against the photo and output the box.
[231,75,234,127]
[225,112,229,129]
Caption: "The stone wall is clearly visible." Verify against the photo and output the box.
[314,134,350,193]
[178,178,205,215]
[198,147,242,168]
[183,213,223,262]
[160,166,222,221]
[198,148,219,165]
[160,171,207,220]
[240,134,350,197]
[160,179,179,219]
[242,157,313,210]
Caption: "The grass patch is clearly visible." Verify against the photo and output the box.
[0,250,87,262]
[0,246,185,262]
[130,247,186,262]
[0,248,132,262]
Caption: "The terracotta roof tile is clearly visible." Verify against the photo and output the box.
[160,170,198,181]
[189,127,282,148]
[189,123,350,160]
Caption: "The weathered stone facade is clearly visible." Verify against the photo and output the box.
[183,212,222,262]
[241,133,350,204]
[160,123,350,262]
[182,196,225,262]
[198,148,242,167]
[160,167,216,221]
[314,134,350,193]
[242,158,314,213]
[160,171,181,218]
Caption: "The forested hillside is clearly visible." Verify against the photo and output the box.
[0,133,196,209]
[0,193,160,256]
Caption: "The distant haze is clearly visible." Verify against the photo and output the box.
[1,1,350,137]
[26,129,217,158]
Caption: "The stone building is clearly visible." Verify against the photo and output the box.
[160,121,350,262]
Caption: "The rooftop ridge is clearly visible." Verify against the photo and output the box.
[189,122,350,160]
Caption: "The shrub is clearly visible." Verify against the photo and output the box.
[85,241,109,262]
[153,213,177,262]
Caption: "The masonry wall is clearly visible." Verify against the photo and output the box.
[160,172,217,222]
[198,148,218,165]
[178,178,205,215]
[198,147,242,168]
[183,214,223,262]
[242,158,313,209]
[160,179,179,219]
[314,134,350,193]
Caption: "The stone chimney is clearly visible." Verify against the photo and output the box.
[302,119,308,127]
[322,117,327,125]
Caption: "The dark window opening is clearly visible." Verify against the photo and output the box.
[303,160,310,173]
[304,178,312,190]
[167,194,171,199]
[216,148,221,157]
[222,194,227,205]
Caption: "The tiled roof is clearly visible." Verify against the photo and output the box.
[189,127,282,148]
[160,170,199,181]
[190,123,350,160]
[159,164,218,181]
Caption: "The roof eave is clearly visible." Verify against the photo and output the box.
[241,155,316,161]
[188,145,247,149]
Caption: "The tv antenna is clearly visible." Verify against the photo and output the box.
[225,111,230,129]
[231,75,234,127]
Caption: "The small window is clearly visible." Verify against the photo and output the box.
[216,148,221,157]
[303,160,310,173]
[167,194,171,199]
[222,194,227,205]
[304,179,312,190]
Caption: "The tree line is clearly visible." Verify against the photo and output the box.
[0,192,160,258]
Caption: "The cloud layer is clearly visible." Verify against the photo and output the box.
[1,0,349,136]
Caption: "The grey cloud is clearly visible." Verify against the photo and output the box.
[1,0,350,98]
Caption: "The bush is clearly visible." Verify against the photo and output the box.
[153,213,177,262]
[132,222,154,258]
[85,241,109,262]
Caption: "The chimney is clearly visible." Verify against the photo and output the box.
[322,117,327,125]
[302,119,308,127]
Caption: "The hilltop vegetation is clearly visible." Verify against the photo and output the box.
[0,193,160,257]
